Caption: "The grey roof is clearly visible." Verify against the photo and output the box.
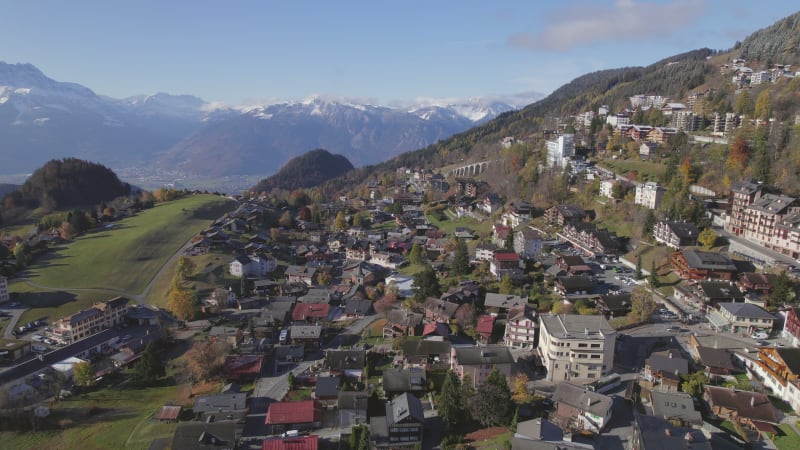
[664,221,700,239]
[539,314,615,339]
[484,293,528,309]
[648,390,702,424]
[552,382,613,418]
[289,324,322,338]
[382,367,426,393]
[326,349,365,370]
[402,338,451,357]
[171,421,238,450]
[681,250,736,271]
[747,193,796,215]
[453,345,514,365]
[646,351,689,376]
[315,376,341,397]
[193,393,247,414]
[338,391,368,411]
[699,281,744,301]
[718,302,776,320]
[515,418,563,441]
[633,415,710,450]
[695,346,737,371]
[386,392,424,425]
[386,309,423,327]
[345,298,374,316]
[511,437,594,450]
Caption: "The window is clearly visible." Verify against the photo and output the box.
[578,343,587,348]
[591,343,601,348]
[591,354,601,359]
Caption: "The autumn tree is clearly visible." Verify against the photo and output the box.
[184,340,229,382]
[697,228,717,249]
[177,256,196,280]
[511,373,531,404]
[754,89,771,120]
[279,210,294,229]
[454,303,476,330]
[499,273,513,294]
[630,286,657,323]
[73,361,96,388]
[373,292,398,314]
[726,136,751,172]
[334,211,348,230]
[167,288,196,321]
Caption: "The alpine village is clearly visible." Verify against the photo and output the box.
[6,10,800,450]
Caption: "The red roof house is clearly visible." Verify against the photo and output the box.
[263,436,319,450]
[291,303,331,322]
[475,314,496,344]
[266,400,323,428]
[224,355,264,382]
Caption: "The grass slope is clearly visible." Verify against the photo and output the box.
[14,194,235,324]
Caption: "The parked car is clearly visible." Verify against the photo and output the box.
[751,332,769,340]
[32,334,44,342]
[32,345,47,353]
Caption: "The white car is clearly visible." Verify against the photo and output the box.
[751,332,769,340]
[32,334,44,342]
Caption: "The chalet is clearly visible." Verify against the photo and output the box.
[383,309,423,338]
[285,265,317,286]
[513,418,593,450]
[273,345,305,372]
[484,293,528,312]
[338,391,368,431]
[291,303,331,323]
[265,400,323,432]
[645,390,702,426]
[314,376,341,407]
[223,355,264,382]
[750,347,800,413]
[262,436,319,450]
[554,275,594,297]
[696,346,740,379]
[503,305,537,349]
[193,393,248,422]
[491,225,511,248]
[450,345,514,387]
[480,193,503,215]
[653,220,699,249]
[704,385,780,429]
[345,240,370,261]
[382,367,427,397]
[596,293,632,318]
[556,255,593,275]
[647,126,677,144]
[344,298,373,318]
[370,393,424,449]
[422,297,459,323]
[476,242,499,261]
[288,324,322,352]
[713,302,775,334]
[401,338,451,370]
[631,415,710,450]
[551,382,613,433]
[504,201,534,228]
[638,141,659,160]
[171,421,238,450]
[325,349,365,379]
[514,226,543,259]
[476,314,496,345]
[671,249,737,281]
[559,222,623,257]
[698,280,745,307]
[545,204,587,226]
[490,251,520,280]
[642,350,689,391]
[737,272,773,295]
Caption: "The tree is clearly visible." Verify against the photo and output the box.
[166,288,196,321]
[412,265,441,301]
[754,89,771,120]
[73,361,95,388]
[13,242,32,268]
[177,256,196,280]
[452,239,470,276]
[352,213,363,228]
[630,286,657,323]
[499,273,514,294]
[511,373,531,404]
[278,210,294,229]
[334,211,348,230]
[469,370,513,427]
[697,228,717,249]
[132,343,166,386]
[454,303,476,329]
[635,255,643,280]
[438,371,468,434]
[611,182,625,200]
[184,340,228,382]
[287,372,295,389]
[504,230,515,250]
[648,260,659,289]
[681,371,707,397]
[408,242,424,265]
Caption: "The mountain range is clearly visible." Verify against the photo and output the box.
[0,62,541,180]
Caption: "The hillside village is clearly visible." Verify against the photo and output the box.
[2,18,800,450]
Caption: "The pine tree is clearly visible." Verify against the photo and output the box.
[438,371,467,435]
[453,240,470,276]
[133,343,166,386]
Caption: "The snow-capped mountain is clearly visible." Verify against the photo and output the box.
[0,61,542,179]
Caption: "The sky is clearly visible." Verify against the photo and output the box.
[1,0,798,106]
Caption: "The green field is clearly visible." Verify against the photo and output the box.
[598,157,667,182]
[774,424,800,450]
[12,194,235,323]
[425,209,491,236]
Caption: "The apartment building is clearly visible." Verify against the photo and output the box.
[50,297,130,344]
[503,305,538,349]
[546,134,575,168]
[741,194,799,247]
[450,345,514,387]
[538,314,616,382]
[634,182,665,210]
[653,220,700,249]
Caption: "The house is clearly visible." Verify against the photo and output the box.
[325,349,365,379]
[370,393,424,449]
[551,382,613,433]
[0,275,9,303]
[338,391,369,431]
[595,294,632,318]
[748,347,800,413]
[49,297,130,345]
[553,275,594,297]
[273,345,305,372]
[642,350,688,391]
[696,346,740,379]
[490,251,521,280]
[313,376,341,407]
[514,226,544,259]
[344,298,373,318]
[383,309,423,338]
[491,225,511,248]
[503,306,537,349]
[382,367,427,397]
[262,436,319,450]
[480,193,503,215]
[193,393,248,422]
[783,307,800,347]
[291,303,331,323]
[512,418,595,450]
[653,221,699,249]
[285,265,317,286]
[484,293,528,312]
[638,141,659,160]
[401,338,451,370]
[155,405,182,423]
[422,297,459,323]
[476,314,496,345]
[450,345,514,387]
[704,385,780,428]
[559,223,623,257]
[223,355,264,382]
[645,390,702,426]
[288,325,322,352]
[698,281,745,307]
[229,254,277,278]
[631,415,710,450]
[635,182,666,210]
[670,249,737,281]
[171,421,238,450]
[545,204,586,226]
[737,272,773,295]
[555,255,593,275]
[712,302,776,334]
[265,400,323,432]
[504,201,534,228]
[538,314,616,382]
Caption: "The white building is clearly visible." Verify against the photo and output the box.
[599,180,615,199]
[0,275,9,303]
[546,134,575,168]
[634,182,665,210]
[538,314,616,382]
[228,254,277,279]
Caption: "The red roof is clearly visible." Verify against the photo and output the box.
[263,436,319,450]
[224,355,264,378]
[266,400,322,425]
[422,322,448,336]
[476,315,496,335]
[292,303,331,321]
[155,405,181,421]
[494,252,519,262]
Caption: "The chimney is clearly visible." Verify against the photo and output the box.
[751,396,755,407]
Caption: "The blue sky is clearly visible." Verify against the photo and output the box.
[1,1,798,106]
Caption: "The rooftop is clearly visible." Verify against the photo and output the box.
[540,314,614,339]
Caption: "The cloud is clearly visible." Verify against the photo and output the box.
[507,0,706,52]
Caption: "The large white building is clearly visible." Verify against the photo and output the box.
[634,182,665,210]
[0,275,9,303]
[538,314,616,382]
[546,134,575,169]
